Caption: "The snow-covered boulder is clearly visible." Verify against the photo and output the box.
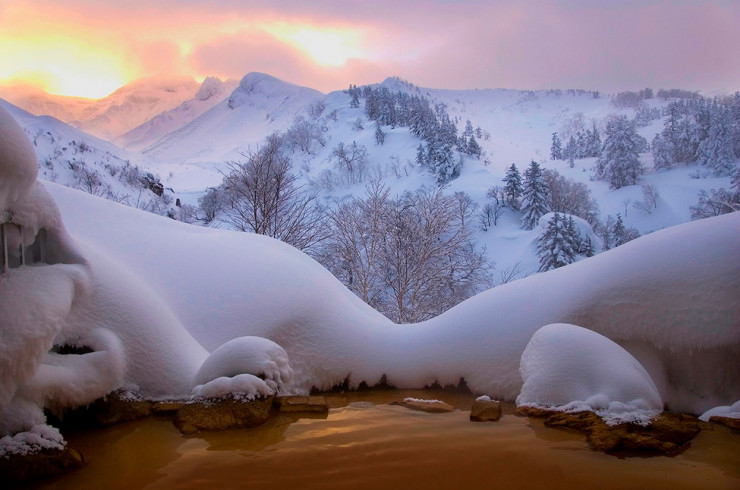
[193,336,293,393]
[517,323,663,424]
[699,400,740,422]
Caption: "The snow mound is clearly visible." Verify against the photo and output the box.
[192,374,274,400]
[0,105,38,211]
[0,424,65,457]
[699,400,740,422]
[517,323,663,425]
[193,336,293,393]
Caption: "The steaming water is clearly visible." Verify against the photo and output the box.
[36,390,740,489]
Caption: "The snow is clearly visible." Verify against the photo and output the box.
[1,82,739,443]
[192,374,274,400]
[0,424,65,457]
[517,323,662,425]
[699,400,740,422]
[194,337,293,393]
[45,180,740,415]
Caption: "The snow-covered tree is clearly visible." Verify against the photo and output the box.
[690,167,740,219]
[323,186,491,323]
[696,102,735,176]
[218,133,327,253]
[537,213,578,272]
[596,115,646,189]
[375,123,386,145]
[521,160,550,229]
[502,163,523,210]
[612,214,640,247]
[550,132,562,160]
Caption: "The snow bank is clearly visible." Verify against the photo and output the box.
[0,106,210,436]
[0,424,65,457]
[192,374,274,400]
[699,400,740,422]
[517,323,662,425]
[48,179,740,414]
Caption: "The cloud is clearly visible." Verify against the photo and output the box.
[1,0,739,94]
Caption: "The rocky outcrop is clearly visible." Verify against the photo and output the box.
[391,398,455,413]
[173,395,275,435]
[0,446,83,484]
[517,407,701,454]
[470,399,502,421]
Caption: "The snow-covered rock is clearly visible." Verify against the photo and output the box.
[517,323,663,425]
[193,336,293,393]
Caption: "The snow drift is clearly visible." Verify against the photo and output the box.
[2,103,739,442]
[517,323,663,424]
[48,177,740,414]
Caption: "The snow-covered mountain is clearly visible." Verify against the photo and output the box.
[141,72,324,165]
[0,76,208,141]
[116,76,238,151]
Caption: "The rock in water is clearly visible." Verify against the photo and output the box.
[173,395,274,434]
[470,399,502,421]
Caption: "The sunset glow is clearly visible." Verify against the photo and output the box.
[0,36,130,98]
[0,0,738,98]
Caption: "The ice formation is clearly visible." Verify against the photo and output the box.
[517,323,663,424]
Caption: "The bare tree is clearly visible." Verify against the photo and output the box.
[633,184,660,215]
[331,141,368,184]
[323,185,491,323]
[220,134,328,253]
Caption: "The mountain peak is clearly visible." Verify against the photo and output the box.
[227,73,321,110]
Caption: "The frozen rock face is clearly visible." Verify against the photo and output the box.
[517,323,663,424]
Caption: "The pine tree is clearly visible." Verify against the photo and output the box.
[521,160,551,229]
[537,213,577,272]
[612,213,640,246]
[696,102,735,176]
[375,123,386,145]
[502,163,523,210]
[551,132,562,160]
[466,136,482,158]
[596,115,646,189]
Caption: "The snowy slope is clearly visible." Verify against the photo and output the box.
[141,73,324,189]
[0,76,202,141]
[116,77,238,151]
[0,99,173,214]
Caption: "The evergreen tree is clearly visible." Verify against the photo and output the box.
[550,132,562,160]
[521,160,551,229]
[587,122,602,157]
[502,163,523,210]
[696,102,735,176]
[375,123,386,145]
[596,115,646,189]
[612,213,640,246]
[537,213,577,272]
[466,136,482,158]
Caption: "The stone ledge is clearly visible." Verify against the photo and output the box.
[516,406,701,455]
[0,446,83,484]
[709,415,740,431]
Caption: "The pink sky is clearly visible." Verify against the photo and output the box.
[1,0,738,97]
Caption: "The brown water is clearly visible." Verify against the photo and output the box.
[35,390,740,489]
